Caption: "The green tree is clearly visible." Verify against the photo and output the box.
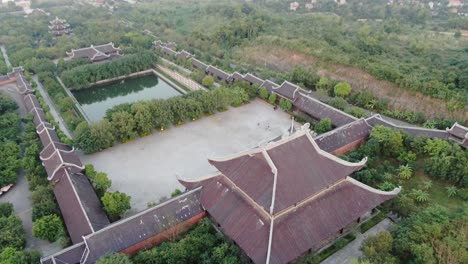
[314,118,333,134]
[370,126,404,157]
[279,98,292,111]
[0,203,13,218]
[0,247,40,264]
[132,102,153,136]
[171,189,182,197]
[32,214,64,242]
[360,231,397,264]
[111,111,137,142]
[259,87,269,100]
[96,253,133,264]
[102,191,131,221]
[0,215,25,251]
[268,93,277,104]
[93,172,112,197]
[202,75,214,87]
[334,82,352,97]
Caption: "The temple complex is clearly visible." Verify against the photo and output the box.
[66,43,121,63]
[49,17,72,36]
[179,125,400,263]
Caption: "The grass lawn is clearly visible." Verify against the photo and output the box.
[400,168,464,211]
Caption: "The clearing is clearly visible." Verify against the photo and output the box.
[80,99,297,213]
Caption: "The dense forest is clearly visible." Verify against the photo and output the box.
[0,0,466,263]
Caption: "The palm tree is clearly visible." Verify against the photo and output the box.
[398,165,413,180]
[446,186,458,198]
[423,181,433,190]
[412,189,429,203]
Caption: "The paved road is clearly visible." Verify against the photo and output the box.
[32,75,73,138]
[1,45,12,68]
[322,218,393,264]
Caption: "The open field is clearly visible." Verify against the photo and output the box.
[80,99,298,212]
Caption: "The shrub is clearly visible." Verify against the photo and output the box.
[268,93,277,104]
[0,203,13,218]
[259,87,269,100]
[102,191,131,221]
[314,118,333,134]
[201,75,214,87]
[279,98,292,111]
[334,82,352,97]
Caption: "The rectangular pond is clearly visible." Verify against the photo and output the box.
[72,74,182,122]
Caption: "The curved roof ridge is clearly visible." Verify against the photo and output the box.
[47,161,84,181]
[36,122,55,134]
[346,177,401,196]
[176,172,221,186]
[304,129,367,168]
[207,147,261,162]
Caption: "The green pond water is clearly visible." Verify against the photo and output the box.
[72,74,181,122]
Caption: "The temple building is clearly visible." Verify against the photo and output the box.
[49,17,72,36]
[179,124,400,264]
[66,43,121,63]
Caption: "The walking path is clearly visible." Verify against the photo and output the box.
[1,45,12,68]
[161,57,192,75]
[156,65,206,92]
[31,75,73,138]
[55,75,91,123]
[322,218,394,264]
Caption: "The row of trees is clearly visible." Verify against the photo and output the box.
[74,87,251,153]
[0,203,40,264]
[60,52,158,90]
[0,96,21,187]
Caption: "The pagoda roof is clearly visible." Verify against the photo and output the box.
[179,125,399,264]
[50,16,66,25]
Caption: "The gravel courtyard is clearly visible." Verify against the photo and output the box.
[80,99,298,212]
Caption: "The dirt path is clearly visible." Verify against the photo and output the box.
[238,45,467,123]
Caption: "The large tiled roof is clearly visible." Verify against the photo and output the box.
[293,93,357,127]
[190,58,208,71]
[180,126,399,264]
[243,73,265,86]
[315,119,372,153]
[82,188,203,263]
[207,65,230,81]
[260,79,280,92]
[227,72,245,83]
[66,43,121,62]
[175,50,193,60]
[366,115,450,139]
[20,88,108,248]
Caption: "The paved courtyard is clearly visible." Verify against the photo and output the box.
[80,99,298,212]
